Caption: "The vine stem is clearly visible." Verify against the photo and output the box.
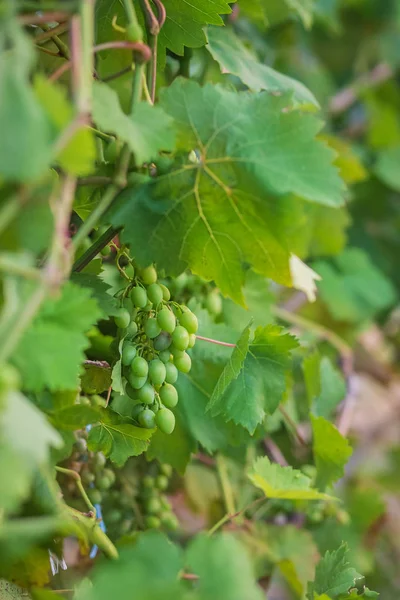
[196,335,236,348]
[55,466,96,516]
[216,455,236,516]
[207,496,266,537]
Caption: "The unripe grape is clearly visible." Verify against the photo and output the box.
[93,452,107,469]
[114,307,131,329]
[138,382,155,405]
[79,396,91,406]
[97,475,112,491]
[170,345,184,358]
[131,403,144,419]
[82,471,95,485]
[131,356,148,378]
[159,350,172,364]
[174,352,191,373]
[205,291,223,315]
[89,488,102,504]
[139,409,156,428]
[159,383,178,408]
[145,515,161,529]
[160,494,171,510]
[148,359,166,386]
[145,497,162,514]
[165,362,178,384]
[157,307,176,334]
[147,283,163,305]
[126,383,138,399]
[128,374,147,390]
[131,286,147,308]
[145,318,161,339]
[103,468,116,486]
[125,320,138,339]
[179,310,198,334]
[91,394,107,407]
[106,508,123,524]
[101,245,111,257]
[161,513,179,530]
[122,343,137,366]
[154,332,172,351]
[172,325,190,351]
[156,475,169,491]
[75,438,87,453]
[141,265,157,285]
[159,283,170,301]
[188,333,196,348]
[143,475,155,488]
[155,408,175,434]
[160,464,173,477]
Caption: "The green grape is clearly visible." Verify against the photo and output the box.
[159,350,172,364]
[155,408,175,434]
[145,515,161,529]
[161,513,179,530]
[145,318,161,339]
[89,488,102,504]
[121,344,137,366]
[188,333,196,349]
[79,396,91,406]
[159,283,171,301]
[93,452,106,469]
[128,374,147,390]
[114,307,131,329]
[139,408,156,428]
[174,352,191,373]
[120,518,134,535]
[156,475,169,491]
[141,265,157,285]
[101,244,111,257]
[160,464,172,477]
[148,359,166,386]
[91,394,107,407]
[125,320,138,339]
[157,307,176,333]
[170,345,184,358]
[159,383,178,408]
[131,356,149,377]
[154,332,172,351]
[131,286,147,308]
[131,403,144,419]
[165,362,178,384]
[75,438,87,452]
[126,21,143,42]
[106,508,123,524]
[97,475,112,491]
[82,471,95,485]
[160,494,171,510]
[205,291,223,315]
[179,310,198,334]
[137,382,155,405]
[143,475,155,488]
[126,383,138,399]
[145,497,162,515]
[103,468,116,486]
[172,325,190,351]
[147,283,163,305]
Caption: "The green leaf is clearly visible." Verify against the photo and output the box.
[206,26,319,108]
[262,0,315,28]
[88,408,153,466]
[307,543,363,599]
[76,531,183,600]
[50,405,101,431]
[304,355,346,420]
[81,361,112,395]
[311,416,352,490]
[71,272,119,317]
[186,533,264,600]
[11,282,102,391]
[248,456,331,500]
[374,145,400,191]
[92,82,175,164]
[0,26,51,181]
[314,248,397,323]
[34,75,96,176]
[111,79,344,302]
[147,410,196,474]
[303,351,321,407]
[207,325,299,434]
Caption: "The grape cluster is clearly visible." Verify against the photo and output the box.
[113,263,198,435]
[138,463,178,531]
[168,272,223,319]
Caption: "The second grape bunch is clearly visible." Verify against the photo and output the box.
[113,263,198,435]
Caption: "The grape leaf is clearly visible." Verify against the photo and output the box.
[248,457,331,500]
[111,79,344,303]
[80,361,112,395]
[92,82,175,164]
[311,416,352,490]
[207,325,299,434]
[50,405,101,431]
[307,543,363,599]
[374,145,400,191]
[71,271,119,317]
[303,355,346,419]
[206,26,319,108]
[186,534,264,600]
[262,0,315,28]
[88,408,153,466]
[314,248,397,323]
[0,25,52,182]
[12,283,102,391]
[303,351,321,407]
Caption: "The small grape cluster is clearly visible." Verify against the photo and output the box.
[168,272,223,318]
[138,463,178,531]
[113,263,198,435]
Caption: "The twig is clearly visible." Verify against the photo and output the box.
[56,466,96,516]
[279,405,307,446]
[264,438,288,466]
[35,22,69,43]
[196,335,236,348]
[181,573,199,581]
[18,12,69,25]
[0,257,42,281]
[216,455,236,516]
[207,496,266,536]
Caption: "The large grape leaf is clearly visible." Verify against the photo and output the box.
[88,408,153,466]
[311,416,352,490]
[206,26,319,108]
[111,79,344,303]
[12,283,102,391]
[206,325,299,434]
[248,457,331,500]
[307,544,363,600]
